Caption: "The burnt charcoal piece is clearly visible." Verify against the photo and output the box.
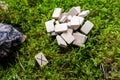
[0,23,25,59]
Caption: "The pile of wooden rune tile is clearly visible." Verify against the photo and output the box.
[45,6,94,47]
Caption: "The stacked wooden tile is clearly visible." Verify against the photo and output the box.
[45,6,94,47]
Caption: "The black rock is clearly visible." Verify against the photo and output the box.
[0,23,25,60]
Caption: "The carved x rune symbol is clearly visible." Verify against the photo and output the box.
[37,55,47,65]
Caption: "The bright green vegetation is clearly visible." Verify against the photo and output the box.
[0,0,120,79]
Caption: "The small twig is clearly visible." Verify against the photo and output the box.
[100,63,109,79]
[101,64,106,76]
[16,52,25,71]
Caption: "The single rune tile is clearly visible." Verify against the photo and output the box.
[59,13,68,23]
[52,8,62,19]
[78,10,90,17]
[67,7,78,16]
[45,20,55,33]
[56,35,67,47]
[80,20,94,35]
[55,23,68,33]
[58,13,67,21]
[71,16,84,26]
[35,52,48,67]
[61,31,74,44]
[73,32,87,47]
[70,16,84,30]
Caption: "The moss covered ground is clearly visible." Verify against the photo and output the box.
[0,0,120,79]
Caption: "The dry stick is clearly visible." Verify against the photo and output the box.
[101,64,105,74]
[101,63,106,77]
[16,52,25,71]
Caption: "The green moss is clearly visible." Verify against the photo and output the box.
[0,0,120,79]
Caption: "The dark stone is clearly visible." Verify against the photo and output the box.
[0,23,25,60]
